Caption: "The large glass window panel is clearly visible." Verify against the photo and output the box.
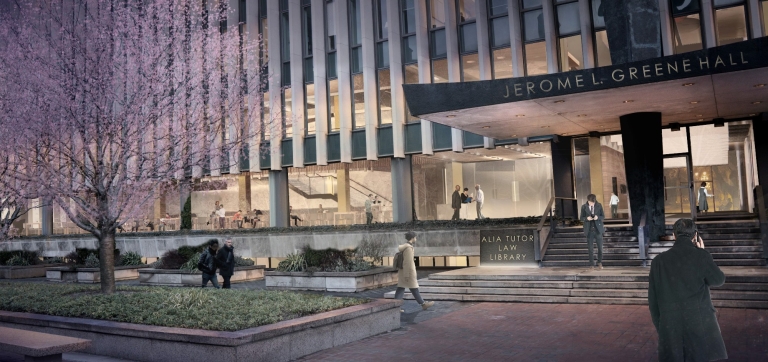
[327,52,337,78]
[673,14,703,54]
[404,64,419,122]
[351,47,363,73]
[402,0,416,34]
[595,30,611,67]
[557,2,580,35]
[263,92,271,138]
[284,88,293,138]
[523,10,545,41]
[522,0,542,9]
[488,0,508,16]
[352,74,366,129]
[492,48,513,79]
[305,84,316,135]
[491,16,511,47]
[591,0,605,28]
[377,0,389,39]
[377,41,390,68]
[349,0,362,46]
[280,12,290,60]
[525,41,547,75]
[715,5,748,46]
[558,35,583,71]
[460,22,478,52]
[461,53,480,82]
[378,69,392,125]
[714,0,743,6]
[304,58,314,81]
[670,0,701,15]
[302,7,313,56]
[403,35,418,63]
[431,29,447,57]
[430,0,447,28]
[326,1,337,50]
[763,1,768,39]
[329,79,340,132]
[281,62,291,86]
[459,0,477,22]
[261,19,269,61]
[432,58,449,82]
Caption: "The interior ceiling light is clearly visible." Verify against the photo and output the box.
[577,114,587,117]
[446,114,456,118]
[512,134,517,137]
[683,83,695,87]
[690,101,700,104]
[754,84,766,88]
[752,101,763,105]
[554,100,565,103]
[696,114,703,117]
[750,113,757,116]
[482,126,490,129]
[623,100,634,103]
[541,125,550,128]
[516,114,525,117]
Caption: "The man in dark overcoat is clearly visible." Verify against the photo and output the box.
[216,238,236,289]
[648,218,727,361]
[579,194,605,269]
[451,185,461,221]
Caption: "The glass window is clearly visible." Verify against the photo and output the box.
[591,0,605,28]
[349,0,362,46]
[559,35,583,71]
[402,0,416,34]
[671,0,701,15]
[378,69,392,125]
[263,91,271,138]
[302,7,313,56]
[377,0,389,39]
[460,22,478,52]
[595,30,611,67]
[525,41,547,75]
[304,58,314,81]
[492,48,513,79]
[306,84,316,135]
[329,79,340,132]
[673,14,703,54]
[491,16,510,47]
[352,74,366,129]
[261,19,269,61]
[522,0,542,9]
[404,64,419,122]
[461,53,480,82]
[284,88,293,138]
[377,41,390,68]
[431,0,446,28]
[523,10,545,42]
[326,1,337,50]
[459,0,477,22]
[327,52,337,78]
[351,47,363,73]
[557,2,580,36]
[281,12,290,60]
[488,0,508,16]
[714,0,743,6]
[763,1,768,39]
[432,58,449,83]
[282,62,291,86]
[431,29,447,57]
[715,5,748,46]
[403,35,418,63]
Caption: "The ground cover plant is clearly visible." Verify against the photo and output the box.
[277,241,389,273]
[0,283,368,331]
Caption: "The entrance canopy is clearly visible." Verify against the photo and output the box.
[403,38,768,140]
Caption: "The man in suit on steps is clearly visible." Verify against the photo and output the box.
[580,194,605,270]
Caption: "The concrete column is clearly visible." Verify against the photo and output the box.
[267,0,283,170]
[452,162,464,190]
[551,136,575,199]
[620,112,665,242]
[588,137,604,205]
[700,0,717,49]
[415,0,433,155]
[753,113,768,209]
[289,0,305,167]
[361,0,379,160]
[542,0,558,73]
[336,0,353,163]
[476,0,494,149]
[747,0,763,38]
[41,198,53,236]
[507,0,525,77]
[392,156,414,222]
[238,172,252,212]
[269,169,290,227]
[387,0,406,158]
[445,0,464,153]
[603,0,662,64]
[336,164,351,212]
[578,0,595,69]
[311,0,328,165]
[246,0,262,172]
[657,0,675,56]
[153,195,166,221]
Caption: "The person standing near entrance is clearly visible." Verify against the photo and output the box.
[451,185,461,221]
[216,238,235,289]
[648,218,727,361]
[580,194,605,269]
[610,192,620,218]
[197,239,221,288]
[217,204,226,229]
[365,194,374,224]
[393,231,435,311]
[698,182,714,213]
[474,184,485,220]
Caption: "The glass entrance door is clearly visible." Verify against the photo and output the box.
[663,154,695,218]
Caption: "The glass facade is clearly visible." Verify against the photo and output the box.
[673,14,703,53]
[329,79,340,132]
[378,69,392,125]
[714,4,748,46]
[492,48,513,79]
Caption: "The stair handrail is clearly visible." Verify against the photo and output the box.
[638,212,649,267]
[324,174,393,204]
[535,197,556,261]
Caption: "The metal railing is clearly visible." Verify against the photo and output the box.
[754,185,768,260]
[536,197,579,262]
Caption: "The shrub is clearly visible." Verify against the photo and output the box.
[5,255,30,266]
[68,248,120,265]
[84,253,100,268]
[180,252,201,272]
[180,195,192,230]
[119,251,144,266]
[356,238,388,266]
[158,249,187,269]
[0,251,38,266]
[234,256,255,267]
[177,244,206,262]
[277,253,307,272]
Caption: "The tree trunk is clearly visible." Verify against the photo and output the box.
[99,231,117,294]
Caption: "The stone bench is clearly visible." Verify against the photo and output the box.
[0,326,91,362]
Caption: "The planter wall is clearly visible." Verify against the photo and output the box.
[0,299,402,362]
[265,267,398,292]
[0,264,64,279]
[46,265,149,283]
[139,266,266,287]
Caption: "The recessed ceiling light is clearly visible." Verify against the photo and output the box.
[577,114,587,117]
[623,100,634,103]
[496,56,505,60]
[541,125,550,128]
[752,101,763,105]
[512,134,517,137]
[754,84,766,88]
[482,126,490,129]
[750,113,757,116]
[554,100,565,104]
[698,118,704,121]
[467,60,476,64]
[562,133,568,136]
[446,115,456,118]
[690,101,699,104]
[683,83,695,87]
[695,114,703,117]
[516,114,525,117]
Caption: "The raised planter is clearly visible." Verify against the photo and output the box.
[265,267,398,292]
[0,264,64,279]
[0,299,402,362]
[46,265,150,283]
[138,265,266,287]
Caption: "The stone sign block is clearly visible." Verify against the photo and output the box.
[479,228,537,266]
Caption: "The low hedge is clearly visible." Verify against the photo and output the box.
[0,283,368,331]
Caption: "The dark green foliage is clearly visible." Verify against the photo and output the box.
[0,251,38,266]
[158,249,187,269]
[119,251,144,266]
[234,256,255,267]
[84,253,100,268]
[177,243,207,262]
[67,248,120,265]
[181,195,192,230]
[302,245,356,271]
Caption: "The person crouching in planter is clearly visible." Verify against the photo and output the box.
[197,239,221,288]
[216,238,235,289]
[394,231,435,311]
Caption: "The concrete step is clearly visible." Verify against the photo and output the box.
[648,258,768,267]
[418,280,576,289]
[710,252,765,259]
[544,254,644,261]
[548,242,640,249]
[540,260,645,267]
[546,248,641,255]
[555,231,635,237]
[695,221,760,229]
[569,289,648,298]
[428,273,650,282]
[550,237,638,243]
[650,240,763,247]
[419,286,572,296]
[710,290,768,300]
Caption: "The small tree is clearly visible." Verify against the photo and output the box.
[0,0,270,293]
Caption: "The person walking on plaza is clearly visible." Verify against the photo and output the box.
[451,185,461,221]
[197,239,221,288]
[698,182,714,214]
[609,192,620,218]
[580,194,605,269]
[216,238,236,289]
[648,218,727,362]
[474,184,485,219]
[394,231,435,311]
[365,194,374,224]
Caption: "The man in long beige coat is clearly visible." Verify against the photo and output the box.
[394,231,435,311]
